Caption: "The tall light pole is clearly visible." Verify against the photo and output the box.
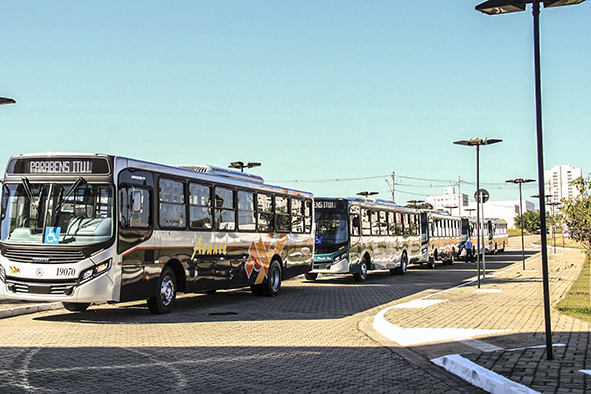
[475,0,586,361]
[506,178,536,269]
[454,137,502,288]
[229,161,261,172]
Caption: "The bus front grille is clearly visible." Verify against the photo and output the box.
[2,249,86,264]
[6,279,76,295]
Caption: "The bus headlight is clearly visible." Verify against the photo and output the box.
[78,259,112,285]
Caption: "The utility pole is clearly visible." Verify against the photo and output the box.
[391,172,395,202]
[457,175,462,216]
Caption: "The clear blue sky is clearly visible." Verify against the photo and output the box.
[1,1,589,205]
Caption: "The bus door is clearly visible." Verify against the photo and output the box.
[420,212,429,258]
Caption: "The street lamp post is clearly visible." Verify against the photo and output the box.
[454,138,502,288]
[547,201,561,253]
[475,0,586,361]
[506,178,536,269]
[229,161,261,173]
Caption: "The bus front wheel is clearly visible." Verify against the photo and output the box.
[147,266,177,314]
[353,258,368,282]
[62,302,90,312]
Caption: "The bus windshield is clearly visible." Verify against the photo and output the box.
[1,181,114,245]
[315,211,348,253]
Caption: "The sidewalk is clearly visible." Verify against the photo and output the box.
[374,247,590,394]
[0,299,62,318]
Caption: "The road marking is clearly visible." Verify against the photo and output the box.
[390,299,445,309]
[374,308,510,346]
[458,339,504,352]
[579,370,591,376]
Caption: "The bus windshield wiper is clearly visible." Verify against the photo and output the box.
[54,177,87,217]
[21,177,39,212]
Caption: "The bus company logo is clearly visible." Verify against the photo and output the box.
[36,268,44,277]
[245,234,287,285]
[191,237,227,260]
[9,266,20,274]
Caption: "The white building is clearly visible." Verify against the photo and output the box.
[465,200,535,229]
[545,164,582,204]
[427,187,468,216]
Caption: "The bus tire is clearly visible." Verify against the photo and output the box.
[147,266,177,314]
[427,256,435,269]
[261,260,282,297]
[353,257,368,282]
[392,252,408,275]
[304,272,318,281]
[62,302,90,312]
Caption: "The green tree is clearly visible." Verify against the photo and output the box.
[559,176,591,252]
[514,209,542,234]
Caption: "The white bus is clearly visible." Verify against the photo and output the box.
[0,153,314,314]
[417,211,461,268]
[458,217,508,258]
[309,197,421,282]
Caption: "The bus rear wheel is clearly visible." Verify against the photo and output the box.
[353,257,368,282]
[263,260,282,297]
[62,302,90,312]
[147,266,177,314]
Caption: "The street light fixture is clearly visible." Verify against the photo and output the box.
[229,161,261,172]
[475,0,586,361]
[0,97,16,105]
[357,191,379,198]
[454,137,502,288]
[506,178,536,269]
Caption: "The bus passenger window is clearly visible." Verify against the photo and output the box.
[189,183,212,230]
[238,191,255,231]
[257,193,274,232]
[290,198,304,233]
[275,195,290,233]
[361,209,371,236]
[214,187,235,231]
[159,178,186,228]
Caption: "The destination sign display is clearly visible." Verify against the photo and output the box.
[315,199,347,210]
[7,157,111,175]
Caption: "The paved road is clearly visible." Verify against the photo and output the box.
[0,241,538,393]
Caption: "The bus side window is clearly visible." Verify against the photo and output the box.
[214,186,235,231]
[120,186,151,228]
[275,195,290,233]
[238,190,256,232]
[189,182,212,230]
[361,209,371,236]
[159,178,186,229]
[257,193,274,232]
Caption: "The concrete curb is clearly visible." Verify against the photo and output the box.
[432,354,540,394]
[0,302,63,319]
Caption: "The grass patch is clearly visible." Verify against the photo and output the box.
[556,255,591,322]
